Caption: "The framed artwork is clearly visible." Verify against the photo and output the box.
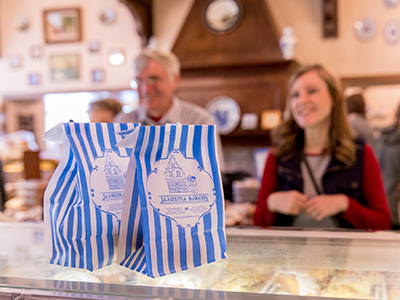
[240,113,258,130]
[92,68,105,83]
[43,8,81,43]
[88,40,101,53]
[260,110,282,130]
[9,54,23,69]
[28,72,41,86]
[18,114,35,133]
[50,54,80,81]
[4,100,45,148]
[30,45,44,59]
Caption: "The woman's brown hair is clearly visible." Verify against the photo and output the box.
[346,94,366,116]
[271,64,356,165]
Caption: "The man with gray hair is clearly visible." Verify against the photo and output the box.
[115,49,213,126]
[115,49,225,169]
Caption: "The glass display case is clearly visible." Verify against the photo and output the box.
[0,222,400,299]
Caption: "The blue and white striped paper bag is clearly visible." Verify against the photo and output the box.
[43,122,138,271]
[117,124,227,278]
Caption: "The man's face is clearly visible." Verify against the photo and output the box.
[135,60,179,117]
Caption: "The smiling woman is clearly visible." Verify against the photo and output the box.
[253,64,392,231]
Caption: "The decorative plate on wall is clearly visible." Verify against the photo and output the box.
[206,96,241,135]
[383,0,399,8]
[383,20,400,44]
[14,15,29,31]
[100,7,117,25]
[353,18,377,42]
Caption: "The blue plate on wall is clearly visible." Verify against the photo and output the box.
[206,96,241,135]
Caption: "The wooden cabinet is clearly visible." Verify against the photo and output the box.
[172,0,298,147]
[176,61,297,147]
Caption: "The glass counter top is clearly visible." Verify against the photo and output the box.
[0,222,400,299]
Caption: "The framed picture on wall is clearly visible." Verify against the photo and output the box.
[50,54,80,81]
[88,40,101,53]
[28,72,41,86]
[43,8,81,43]
[8,54,23,69]
[30,45,44,59]
[91,68,105,83]
[4,100,45,149]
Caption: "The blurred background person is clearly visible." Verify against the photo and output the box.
[254,64,391,230]
[87,97,122,123]
[346,94,374,145]
[374,103,400,228]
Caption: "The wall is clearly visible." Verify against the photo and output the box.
[0,0,143,97]
[266,0,400,77]
[2,0,400,106]
[1,0,400,103]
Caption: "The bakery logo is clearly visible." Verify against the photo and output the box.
[164,154,199,194]
[104,152,125,190]
[90,149,130,220]
[147,149,216,228]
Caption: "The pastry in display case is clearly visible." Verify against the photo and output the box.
[212,262,275,293]
[321,271,384,299]
[225,201,256,226]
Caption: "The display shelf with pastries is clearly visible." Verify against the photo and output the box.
[0,222,400,299]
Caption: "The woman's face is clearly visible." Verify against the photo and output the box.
[289,70,333,130]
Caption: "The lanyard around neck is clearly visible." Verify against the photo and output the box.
[302,154,322,195]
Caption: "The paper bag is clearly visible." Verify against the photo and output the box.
[43,122,137,271]
[117,124,227,278]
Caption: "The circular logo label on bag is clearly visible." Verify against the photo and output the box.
[90,149,130,219]
[146,149,216,228]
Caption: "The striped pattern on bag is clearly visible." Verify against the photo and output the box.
[118,124,227,278]
[44,122,137,271]
[50,279,226,299]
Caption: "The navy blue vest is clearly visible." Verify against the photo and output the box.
[274,141,365,228]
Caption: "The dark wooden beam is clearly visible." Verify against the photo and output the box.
[119,0,152,47]
[341,74,400,90]
[323,0,338,38]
